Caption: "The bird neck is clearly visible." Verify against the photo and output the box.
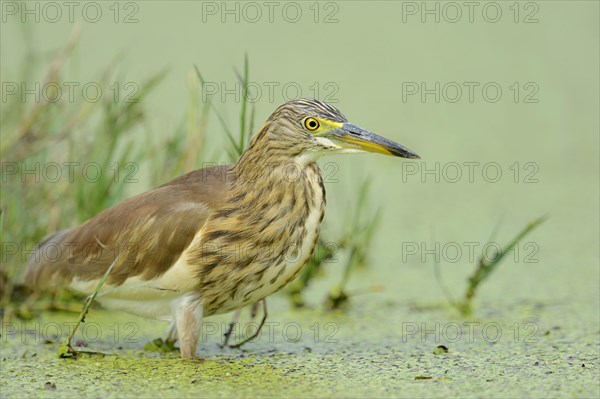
[226,125,324,218]
[232,123,316,182]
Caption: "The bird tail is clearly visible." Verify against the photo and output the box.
[24,229,73,291]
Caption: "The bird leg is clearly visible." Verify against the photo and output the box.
[174,296,203,358]
[228,299,268,349]
[221,300,264,347]
[221,309,241,348]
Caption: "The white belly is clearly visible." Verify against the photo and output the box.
[69,253,199,319]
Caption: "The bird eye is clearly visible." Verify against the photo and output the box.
[304,117,320,131]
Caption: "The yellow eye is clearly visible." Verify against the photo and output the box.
[304,117,320,131]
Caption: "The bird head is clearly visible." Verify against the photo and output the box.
[263,99,420,161]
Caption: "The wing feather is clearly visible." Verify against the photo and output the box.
[25,165,232,290]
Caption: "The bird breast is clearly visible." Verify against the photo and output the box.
[190,163,326,316]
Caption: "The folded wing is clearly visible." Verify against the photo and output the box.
[25,165,232,291]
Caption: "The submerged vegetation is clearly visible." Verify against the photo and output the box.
[456,216,547,316]
[433,216,547,316]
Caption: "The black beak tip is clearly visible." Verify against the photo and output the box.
[393,148,420,159]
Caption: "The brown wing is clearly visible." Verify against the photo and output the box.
[25,165,232,290]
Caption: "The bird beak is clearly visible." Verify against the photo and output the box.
[328,123,420,158]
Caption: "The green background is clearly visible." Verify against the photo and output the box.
[1,1,598,398]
